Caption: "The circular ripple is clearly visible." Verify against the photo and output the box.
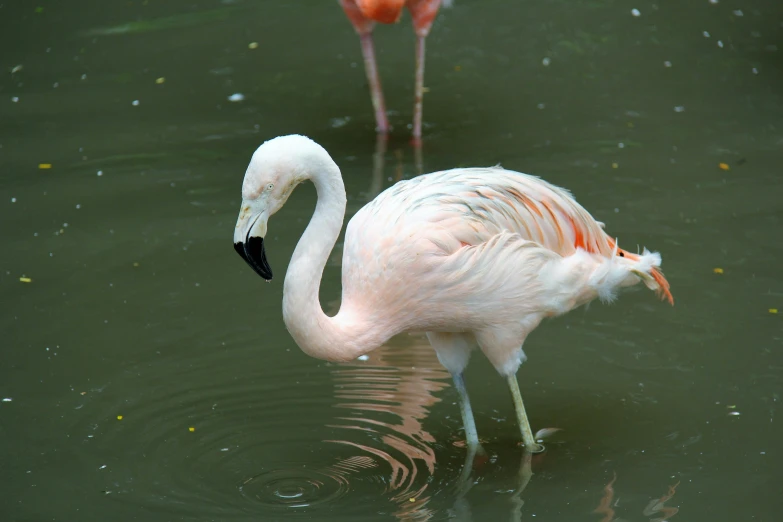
[239,468,349,509]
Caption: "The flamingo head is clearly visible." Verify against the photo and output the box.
[233,134,333,282]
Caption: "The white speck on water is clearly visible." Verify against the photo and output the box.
[733,9,743,16]
[709,0,718,3]
[664,61,672,67]
[227,93,245,102]
[542,57,551,66]
[221,447,230,452]
[131,100,140,106]
[75,204,81,209]
[11,64,23,73]
[703,31,711,37]
[63,223,69,228]
[11,96,19,103]
[631,8,641,17]
[330,116,351,128]
[81,74,87,80]
[2,398,12,402]
[674,106,685,112]
[717,40,724,48]
[97,170,103,176]
[98,465,107,470]
[53,82,59,88]
[728,411,741,416]
[760,451,766,454]
[752,67,759,74]
[618,142,625,149]
[11,197,16,203]
[357,355,370,361]
[614,208,620,213]
[537,103,546,109]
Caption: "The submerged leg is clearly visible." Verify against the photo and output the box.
[507,374,544,453]
[452,372,480,449]
[426,332,480,450]
[340,0,389,133]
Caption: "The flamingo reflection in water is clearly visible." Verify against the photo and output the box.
[594,472,681,522]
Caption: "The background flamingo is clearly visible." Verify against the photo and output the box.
[233,135,674,453]
[339,0,448,141]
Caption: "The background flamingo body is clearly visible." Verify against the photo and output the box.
[234,135,673,452]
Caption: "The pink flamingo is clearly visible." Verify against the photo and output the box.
[233,135,674,453]
[339,0,448,141]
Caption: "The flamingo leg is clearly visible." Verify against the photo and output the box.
[507,375,544,453]
[452,372,480,449]
[412,34,426,142]
[358,32,390,134]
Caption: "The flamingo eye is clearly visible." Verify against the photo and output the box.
[267,183,274,191]
[619,252,625,257]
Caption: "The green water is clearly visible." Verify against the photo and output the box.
[2,0,782,520]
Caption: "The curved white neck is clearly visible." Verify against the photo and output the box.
[281,160,383,362]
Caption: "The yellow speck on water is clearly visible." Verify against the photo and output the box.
[454,65,462,72]
[155,77,165,84]
[19,277,32,283]
[248,42,259,49]
[713,268,724,274]
[409,498,416,503]
[770,308,778,314]
[133,262,139,267]
[117,415,123,420]
[189,427,195,432]
[611,162,619,169]
[39,163,52,169]
[80,391,87,395]
[719,162,730,171]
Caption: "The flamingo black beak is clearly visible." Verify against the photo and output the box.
[234,200,273,282]
[234,237,273,281]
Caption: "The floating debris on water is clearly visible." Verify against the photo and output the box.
[674,106,685,112]
[728,411,741,416]
[534,427,563,441]
[99,465,107,470]
[713,268,724,274]
[11,96,19,103]
[330,116,350,128]
[664,61,672,67]
[2,398,12,402]
[733,9,743,17]
[542,57,551,66]
[719,162,730,170]
[703,31,710,38]
[227,93,245,102]
[770,308,778,314]
[248,42,259,49]
[19,277,32,283]
[356,354,369,361]
[612,162,619,168]
[11,197,16,203]
[117,415,123,420]
[717,40,724,48]
[189,427,195,432]
[11,64,23,73]
[631,8,641,17]
[97,170,103,176]
[39,163,52,169]
[752,68,759,75]
[155,77,165,84]
[131,100,140,106]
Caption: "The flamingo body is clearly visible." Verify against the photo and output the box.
[234,135,673,452]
